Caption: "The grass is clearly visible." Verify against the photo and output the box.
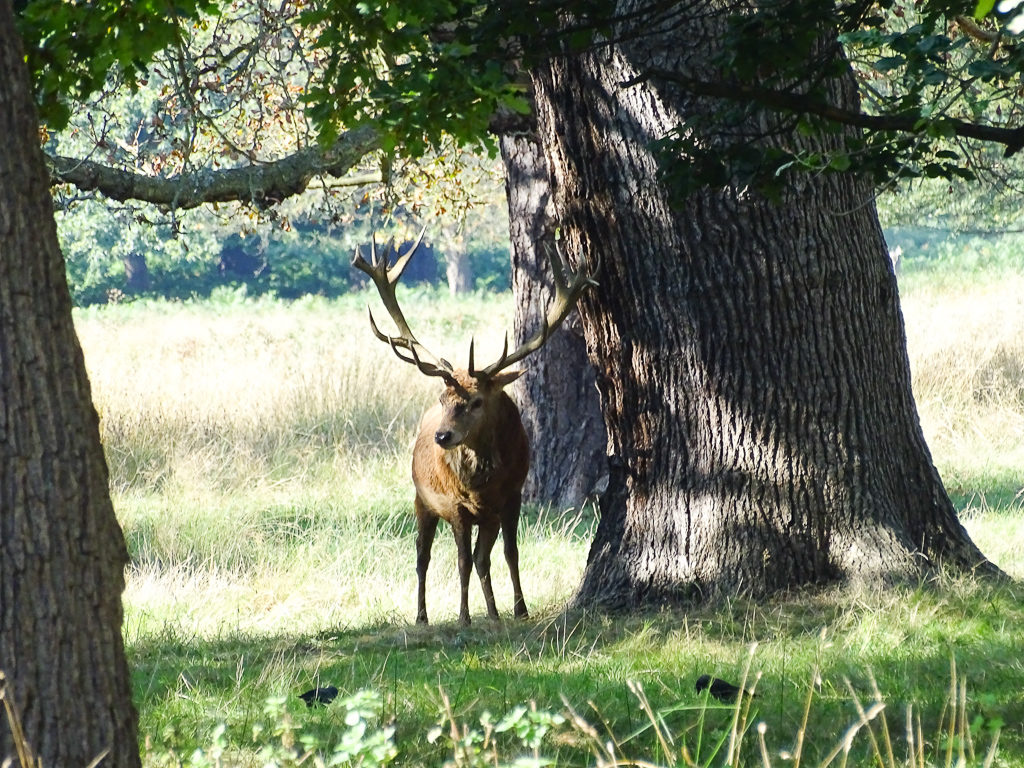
[69,263,1024,766]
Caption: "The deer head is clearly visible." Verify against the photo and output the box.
[352,229,597,449]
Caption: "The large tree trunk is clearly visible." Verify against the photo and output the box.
[527,6,995,608]
[499,130,607,508]
[0,6,141,766]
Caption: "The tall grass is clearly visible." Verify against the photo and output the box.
[77,289,597,636]
[898,267,1024,574]
[70,265,1024,767]
[900,270,1024,496]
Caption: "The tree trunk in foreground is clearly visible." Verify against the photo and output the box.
[528,6,995,609]
[500,130,607,508]
[0,6,141,766]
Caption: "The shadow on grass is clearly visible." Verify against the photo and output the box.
[947,477,1024,514]
[129,574,1022,766]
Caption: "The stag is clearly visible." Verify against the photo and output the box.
[353,231,596,625]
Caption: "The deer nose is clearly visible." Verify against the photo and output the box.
[434,429,454,447]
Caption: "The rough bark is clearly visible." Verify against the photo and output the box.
[0,6,141,766]
[499,131,607,507]
[526,5,995,608]
[46,128,381,210]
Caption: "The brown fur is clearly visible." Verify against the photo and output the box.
[352,233,595,624]
[411,369,530,625]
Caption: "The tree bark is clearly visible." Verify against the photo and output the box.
[46,127,381,210]
[0,6,140,766]
[499,130,607,508]
[526,5,995,608]
[441,228,475,295]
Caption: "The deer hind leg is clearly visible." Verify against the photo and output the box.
[473,518,501,621]
[414,496,440,625]
[500,496,528,619]
[451,512,474,626]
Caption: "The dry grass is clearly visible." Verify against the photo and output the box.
[901,271,1024,485]
[76,290,598,636]
[71,271,1024,637]
[67,277,1024,767]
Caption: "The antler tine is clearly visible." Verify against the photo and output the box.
[368,307,457,382]
[405,337,459,385]
[387,226,427,284]
[468,332,509,379]
[354,228,452,379]
[474,239,598,379]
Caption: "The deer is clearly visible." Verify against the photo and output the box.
[352,231,596,626]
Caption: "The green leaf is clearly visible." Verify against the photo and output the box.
[829,154,852,171]
[974,0,996,19]
[873,55,906,72]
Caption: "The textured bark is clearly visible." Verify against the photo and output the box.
[526,5,995,608]
[46,128,381,209]
[499,131,607,507]
[0,7,140,766]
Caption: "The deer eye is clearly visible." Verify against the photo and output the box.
[469,397,484,411]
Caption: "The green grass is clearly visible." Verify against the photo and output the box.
[70,269,1024,767]
[127,578,1021,767]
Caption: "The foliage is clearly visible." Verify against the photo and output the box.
[26,0,514,302]
[55,195,511,305]
[301,1,513,157]
[16,0,218,127]
[299,1,620,156]
[20,0,1024,209]
[634,1,1024,197]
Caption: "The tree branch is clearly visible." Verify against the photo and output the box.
[45,125,382,209]
[639,69,1024,157]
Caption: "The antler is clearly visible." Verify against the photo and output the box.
[470,238,598,380]
[352,228,458,385]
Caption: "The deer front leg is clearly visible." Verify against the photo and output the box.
[414,498,440,625]
[473,518,501,621]
[451,514,474,626]
[500,497,528,619]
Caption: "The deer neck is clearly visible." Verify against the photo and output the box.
[443,436,501,491]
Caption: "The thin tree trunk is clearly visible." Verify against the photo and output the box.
[0,5,141,765]
[442,229,474,295]
[527,5,995,608]
[500,130,607,508]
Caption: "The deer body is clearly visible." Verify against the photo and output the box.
[353,231,595,625]
[412,371,530,625]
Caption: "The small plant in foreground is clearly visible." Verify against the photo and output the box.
[177,689,397,768]
[427,688,566,768]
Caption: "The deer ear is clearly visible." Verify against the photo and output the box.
[492,369,525,388]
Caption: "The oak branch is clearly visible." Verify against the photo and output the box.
[44,126,382,210]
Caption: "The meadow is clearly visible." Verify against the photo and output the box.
[72,257,1024,767]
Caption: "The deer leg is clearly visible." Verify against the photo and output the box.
[414,497,440,625]
[500,497,528,619]
[451,514,474,626]
[473,519,501,621]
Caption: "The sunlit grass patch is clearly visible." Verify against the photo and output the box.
[71,263,1024,766]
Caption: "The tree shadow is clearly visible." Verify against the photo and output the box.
[128,575,1023,766]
